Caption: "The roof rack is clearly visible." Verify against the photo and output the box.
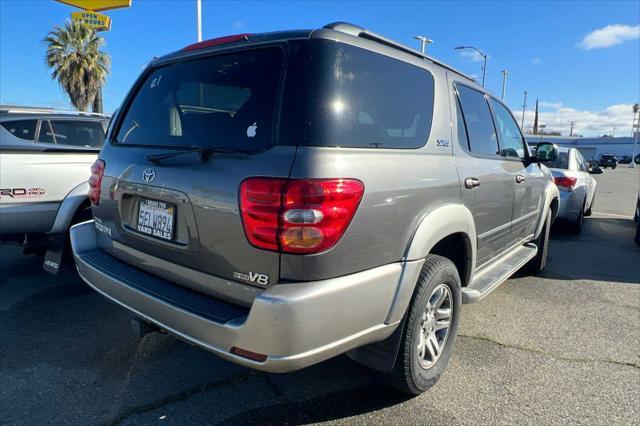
[322,22,475,83]
[0,105,109,118]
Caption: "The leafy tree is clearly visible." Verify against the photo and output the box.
[44,20,110,112]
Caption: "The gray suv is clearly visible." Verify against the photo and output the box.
[71,22,559,395]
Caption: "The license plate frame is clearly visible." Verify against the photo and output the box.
[136,198,176,241]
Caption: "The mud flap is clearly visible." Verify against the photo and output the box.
[43,235,65,274]
[346,315,407,373]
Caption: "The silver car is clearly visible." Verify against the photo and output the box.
[546,147,600,233]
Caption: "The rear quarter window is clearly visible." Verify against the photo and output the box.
[303,41,435,149]
[1,120,36,141]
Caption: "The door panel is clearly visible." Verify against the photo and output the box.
[453,84,515,266]
[488,98,542,243]
[456,156,515,265]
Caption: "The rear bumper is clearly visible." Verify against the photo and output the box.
[557,190,582,220]
[71,220,407,372]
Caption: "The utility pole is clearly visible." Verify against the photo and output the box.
[455,46,487,87]
[414,36,433,54]
[500,69,509,100]
[533,98,539,134]
[569,120,576,137]
[631,103,639,168]
[521,91,528,130]
[196,0,202,42]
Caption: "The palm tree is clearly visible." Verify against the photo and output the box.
[44,20,110,112]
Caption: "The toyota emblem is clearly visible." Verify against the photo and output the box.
[142,168,156,183]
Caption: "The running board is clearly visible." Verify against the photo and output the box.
[462,243,537,304]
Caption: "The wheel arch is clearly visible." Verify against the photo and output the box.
[534,182,560,238]
[48,182,90,234]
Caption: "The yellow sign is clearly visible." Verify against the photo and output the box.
[56,0,131,12]
[71,11,112,31]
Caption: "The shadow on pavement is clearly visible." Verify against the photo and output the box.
[545,216,640,284]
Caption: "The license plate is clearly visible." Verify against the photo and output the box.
[137,199,175,241]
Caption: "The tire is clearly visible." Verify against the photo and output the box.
[526,209,551,274]
[585,195,594,217]
[568,200,585,234]
[384,255,461,395]
[612,164,617,169]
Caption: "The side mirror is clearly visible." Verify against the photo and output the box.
[535,142,558,162]
[589,166,603,175]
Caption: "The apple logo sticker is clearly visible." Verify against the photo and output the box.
[247,122,257,138]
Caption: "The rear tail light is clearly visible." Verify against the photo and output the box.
[239,178,364,254]
[89,159,105,206]
[554,176,577,192]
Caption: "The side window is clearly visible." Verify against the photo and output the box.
[0,120,37,141]
[50,120,106,147]
[490,98,526,159]
[575,151,588,172]
[455,98,469,149]
[38,121,55,144]
[455,85,499,156]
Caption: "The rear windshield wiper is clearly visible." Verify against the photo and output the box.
[147,145,252,164]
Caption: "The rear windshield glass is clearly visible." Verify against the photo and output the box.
[114,48,283,150]
[302,41,435,149]
[545,151,569,169]
[50,120,105,147]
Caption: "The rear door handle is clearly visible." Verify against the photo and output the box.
[516,174,526,183]
[464,177,480,189]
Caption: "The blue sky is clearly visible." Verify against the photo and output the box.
[1,0,639,136]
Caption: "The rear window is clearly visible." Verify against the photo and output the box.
[546,151,570,169]
[302,41,434,149]
[114,48,283,151]
[1,120,36,141]
[50,120,105,147]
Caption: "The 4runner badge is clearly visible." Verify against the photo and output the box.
[234,271,269,286]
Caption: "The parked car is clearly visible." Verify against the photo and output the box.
[618,155,632,164]
[546,146,601,233]
[70,22,560,395]
[635,154,640,165]
[0,106,109,273]
[597,154,618,169]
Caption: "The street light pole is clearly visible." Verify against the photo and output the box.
[569,120,576,137]
[521,91,528,130]
[196,0,202,42]
[500,69,509,100]
[414,36,433,54]
[455,46,487,87]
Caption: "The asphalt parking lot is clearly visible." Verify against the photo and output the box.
[1,167,639,425]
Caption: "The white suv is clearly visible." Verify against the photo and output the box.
[0,106,109,272]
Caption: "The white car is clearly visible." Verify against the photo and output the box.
[0,106,109,272]
[546,146,601,234]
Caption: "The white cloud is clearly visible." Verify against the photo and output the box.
[578,24,640,49]
[511,102,637,137]
[459,50,486,62]
[539,101,563,109]
[232,20,245,29]
[532,58,541,64]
